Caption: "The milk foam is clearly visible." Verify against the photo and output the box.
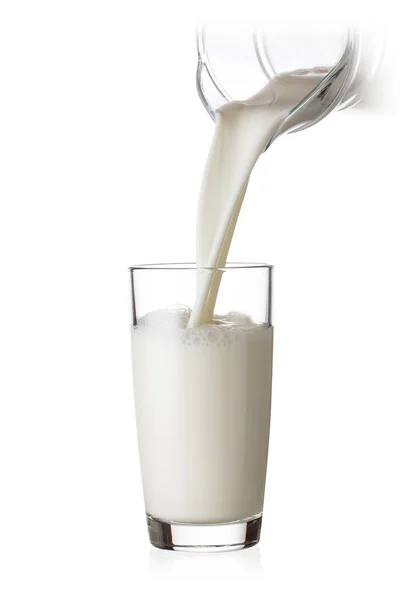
[135,305,269,346]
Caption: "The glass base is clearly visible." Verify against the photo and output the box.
[147,514,262,552]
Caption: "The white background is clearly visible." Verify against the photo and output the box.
[0,1,404,598]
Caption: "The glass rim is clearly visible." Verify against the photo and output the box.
[129,262,273,272]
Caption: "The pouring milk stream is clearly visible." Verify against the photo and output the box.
[189,68,334,327]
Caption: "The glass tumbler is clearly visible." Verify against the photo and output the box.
[130,263,273,551]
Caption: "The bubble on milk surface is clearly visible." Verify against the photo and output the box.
[135,306,268,347]
[137,304,191,329]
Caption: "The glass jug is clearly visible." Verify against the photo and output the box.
[196,23,383,141]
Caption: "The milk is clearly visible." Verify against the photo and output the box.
[132,66,334,526]
[132,308,273,523]
[189,68,329,327]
